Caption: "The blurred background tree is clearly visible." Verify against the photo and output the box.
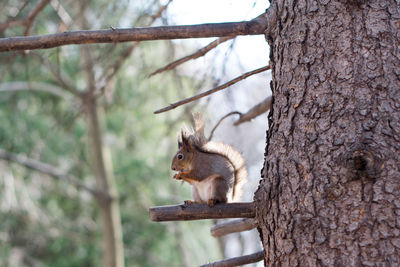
[0,0,269,266]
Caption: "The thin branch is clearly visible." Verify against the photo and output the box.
[24,0,51,35]
[149,36,234,77]
[0,13,268,52]
[210,218,257,237]
[0,81,70,99]
[15,1,32,19]
[150,0,173,20]
[31,52,81,97]
[97,43,140,97]
[154,65,270,114]
[200,251,264,267]
[0,18,25,31]
[50,0,73,27]
[149,202,255,222]
[0,0,50,34]
[97,0,173,96]
[208,111,241,141]
[0,149,109,200]
[208,96,272,138]
[234,95,272,125]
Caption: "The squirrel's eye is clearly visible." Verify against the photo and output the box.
[177,154,183,160]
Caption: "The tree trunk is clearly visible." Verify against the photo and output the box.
[85,95,125,267]
[255,0,400,266]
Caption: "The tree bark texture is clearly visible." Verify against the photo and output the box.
[255,1,400,266]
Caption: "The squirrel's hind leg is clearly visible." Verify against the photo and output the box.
[183,187,202,205]
[207,176,228,207]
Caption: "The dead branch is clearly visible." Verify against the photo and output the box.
[154,65,270,114]
[208,96,272,138]
[210,218,257,237]
[24,0,51,35]
[15,1,31,19]
[50,0,73,27]
[208,111,241,141]
[31,52,81,96]
[0,16,25,31]
[234,95,272,125]
[200,251,264,267]
[149,36,233,77]
[0,81,69,99]
[151,0,173,19]
[0,13,268,52]
[0,149,108,200]
[0,0,50,34]
[149,202,254,222]
[98,0,173,96]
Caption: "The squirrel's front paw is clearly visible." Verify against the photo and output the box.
[173,173,182,180]
[207,199,218,207]
[184,200,197,205]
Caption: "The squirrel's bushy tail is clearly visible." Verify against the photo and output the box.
[203,141,248,201]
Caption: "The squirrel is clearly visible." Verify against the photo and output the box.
[171,113,247,207]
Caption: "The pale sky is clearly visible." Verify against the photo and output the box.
[166,0,270,71]
[167,0,269,24]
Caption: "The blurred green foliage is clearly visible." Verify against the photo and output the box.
[0,0,220,266]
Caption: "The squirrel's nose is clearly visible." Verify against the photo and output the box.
[171,166,176,171]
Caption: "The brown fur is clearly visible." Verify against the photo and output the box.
[171,113,247,205]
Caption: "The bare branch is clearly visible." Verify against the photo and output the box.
[200,251,264,267]
[154,65,270,114]
[0,0,50,34]
[234,95,272,125]
[98,0,173,95]
[208,96,272,138]
[50,0,73,27]
[149,202,255,222]
[210,218,257,237]
[24,0,51,35]
[0,81,70,99]
[0,13,268,52]
[208,111,241,141]
[31,52,81,96]
[0,18,26,31]
[151,0,173,19]
[149,36,233,77]
[15,1,32,18]
[0,149,108,200]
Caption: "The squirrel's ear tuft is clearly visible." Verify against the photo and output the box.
[178,131,183,148]
[181,131,192,151]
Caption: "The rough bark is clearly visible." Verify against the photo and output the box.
[255,0,400,266]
